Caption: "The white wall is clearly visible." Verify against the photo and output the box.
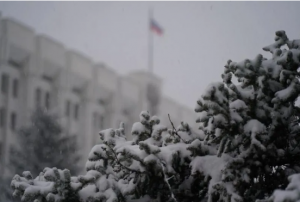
[67,50,93,80]
[95,63,118,92]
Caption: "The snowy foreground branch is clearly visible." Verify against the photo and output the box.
[11,31,300,202]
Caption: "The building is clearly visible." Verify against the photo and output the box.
[0,13,198,175]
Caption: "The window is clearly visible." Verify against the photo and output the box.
[66,100,71,117]
[12,79,19,98]
[99,115,104,129]
[10,112,16,131]
[116,120,121,128]
[93,112,97,128]
[35,88,41,107]
[74,104,79,120]
[0,142,2,158]
[92,113,104,129]
[1,73,9,95]
[8,58,22,68]
[0,108,6,128]
[45,92,50,110]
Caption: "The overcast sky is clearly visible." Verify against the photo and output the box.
[0,2,299,109]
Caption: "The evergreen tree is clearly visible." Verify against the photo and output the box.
[1,109,81,202]
[10,108,81,176]
[9,31,300,202]
[261,173,300,202]
[0,177,17,202]
[192,30,300,202]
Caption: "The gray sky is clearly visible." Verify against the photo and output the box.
[0,2,300,109]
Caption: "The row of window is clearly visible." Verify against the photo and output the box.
[65,100,80,120]
[1,74,51,109]
[0,107,105,133]
[35,88,80,121]
[93,112,104,130]
[0,108,17,131]
[1,73,19,98]
[0,105,103,133]
[0,109,106,132]
[1,74,104,131]
[35,88,50,110]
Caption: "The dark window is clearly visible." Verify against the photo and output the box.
[93,112,97,128]
[74,104,79,120]
[116,120,121,128]
[0,142,2,158]
[0,108,6,128]
[45,92,50,109]
[11,112,16,131]
[8,59,21,68]
[12,79,18,98]
[99,115,104,129]
[66,100,71,117]
[35,88,41,107]
[1,74,9,95]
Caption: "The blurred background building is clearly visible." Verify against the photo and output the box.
[0,13,198,174]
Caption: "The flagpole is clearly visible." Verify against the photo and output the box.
[147,7,154,115]
[148,8,153,74]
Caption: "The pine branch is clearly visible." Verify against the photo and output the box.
[159,161,178,202]
[289,140,300,153]
[105,142,148,175]
[168,114,186,143]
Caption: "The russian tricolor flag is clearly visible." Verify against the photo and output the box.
[150,18,163,36]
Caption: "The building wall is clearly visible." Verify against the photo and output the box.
[0,17,37,177]
[0,14,198,176]
[126,71,163,114]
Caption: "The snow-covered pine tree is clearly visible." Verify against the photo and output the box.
[9,31,300,202]
[191,30,300,202]
[260,173,300,202]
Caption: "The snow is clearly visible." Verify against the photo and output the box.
[270,174,300,202]
[151,123,168,141]
[78,184,97,201]
[96,175,110,192]
[277,49,300,66]
[158,143,191,173]
[88,145,108,161]
[190,155,229,179]
[139,111,151,123]
[79,170,101,183]
[139,141,160,154]
[262,30,288,53]
[273,79,300,103]
[118,179,135,195]
[202,82,228,106]
[287,39,300,49]
[243,119,266,151]
[262,58,282,79]
[22,171,33,180]
[190,154,233,201]
[244,119,266,134]
[132,122,148,135]
[178,128,204,143]
[127,195,153,202]
[115,144,147,162]
[229,99,247,110]
[11,168,77,202]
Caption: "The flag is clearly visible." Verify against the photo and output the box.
[150,18,163,35]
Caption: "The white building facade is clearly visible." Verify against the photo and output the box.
[0,14,198,175]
